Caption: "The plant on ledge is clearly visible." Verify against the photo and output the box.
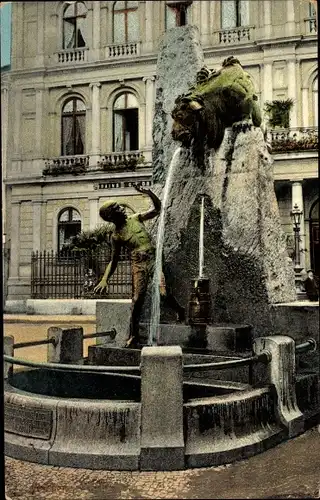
[264,99,294,129]
[271,128,318,153]
[43,161,88,177]
[98,154,145,172]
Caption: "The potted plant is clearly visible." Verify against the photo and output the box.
[264,98,294,129]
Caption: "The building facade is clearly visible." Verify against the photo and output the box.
[2,0,318,300]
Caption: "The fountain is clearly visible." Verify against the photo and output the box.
[4,25,319,471]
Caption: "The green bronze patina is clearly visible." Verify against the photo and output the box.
[171,56,262,151]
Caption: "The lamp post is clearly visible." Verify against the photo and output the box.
[290,203,304,294]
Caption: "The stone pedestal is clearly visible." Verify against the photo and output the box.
[140,346,184,471]
[253,335,304,437]
[47,326,83,364]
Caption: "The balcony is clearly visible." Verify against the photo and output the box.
[42,152,147,177]
[267,127,318,154]
[43,155,89,176]
[56,47,88,64]
[97,151,145,172]
[216,26,255,45]
[304,17,317,35]
[105,42,140,59]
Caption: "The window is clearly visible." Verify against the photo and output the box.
[58,208,81,251]
[113,93,139,151]
[113,1,139,44]
[61,98,86,156]
[309,1,317,18]
[63,1,87,49]
[221,0,249,29]
[165,3,189,28]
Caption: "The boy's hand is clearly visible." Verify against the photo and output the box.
[94,278,108,294]
[133,183,151,195]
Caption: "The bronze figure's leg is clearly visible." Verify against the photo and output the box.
[125,259,149,348]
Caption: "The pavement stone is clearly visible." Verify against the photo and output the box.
[5,428,320,500]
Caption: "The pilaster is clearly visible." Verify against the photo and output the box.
[90,82,101,162]
[143,76,155,148]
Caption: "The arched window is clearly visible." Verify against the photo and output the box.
[113,1,139,44]
[61,98,86,156]
[221,0,249,29]
[63,1,87,49]
[309,199,319,277]
[312,77,318,126]
[113,93,139,152]
[58,208,82,251]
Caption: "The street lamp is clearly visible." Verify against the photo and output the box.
[290,203,303,267]
[290,203,305,296]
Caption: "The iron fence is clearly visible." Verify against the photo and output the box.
[31,248,132,299]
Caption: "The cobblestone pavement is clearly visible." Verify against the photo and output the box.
[5,427,320,500]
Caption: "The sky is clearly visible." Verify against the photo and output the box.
[0,2,11,67]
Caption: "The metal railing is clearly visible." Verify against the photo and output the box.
[4,339,316,374]
[31,248,132,299]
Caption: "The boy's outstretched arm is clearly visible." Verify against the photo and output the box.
[134,183,161,221]
[94,238,121,293]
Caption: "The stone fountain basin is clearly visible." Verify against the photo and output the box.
[4,369,286,470]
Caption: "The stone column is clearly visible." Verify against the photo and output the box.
[262,61,273,117]
[287,60,297,128]
[35,89,44,158]
[200,1,209,45]
[286,0,296,36]
[13,90,22,158]
[264,0,272,38]
[291,180,306,269]
[302,87,309,127]
[90,82,101,163]
[92,1,101,59]
[2,86,8,242]
[37,1,45,66]
[145,0,153,53]
[32,201,43,251]
[89,197,99,230]
[9,202,21,279]
[143,76,155,149]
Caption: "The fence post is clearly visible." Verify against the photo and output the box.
[253,335,304,437]
[4,336,14,379]
[47,326,83,364]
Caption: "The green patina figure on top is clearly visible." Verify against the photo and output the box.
[171,56,262,151]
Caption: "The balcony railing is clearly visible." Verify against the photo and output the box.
[43,155,89,176]
[267,127,318,154]
[304,17,317,35]
[56,47,88,64]
[216,25,255,45]
[105,42,140,59]
[98,151,145,172]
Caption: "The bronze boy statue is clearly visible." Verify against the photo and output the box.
[94,183,185,348]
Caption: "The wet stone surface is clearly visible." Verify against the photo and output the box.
[5,427,320,499]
